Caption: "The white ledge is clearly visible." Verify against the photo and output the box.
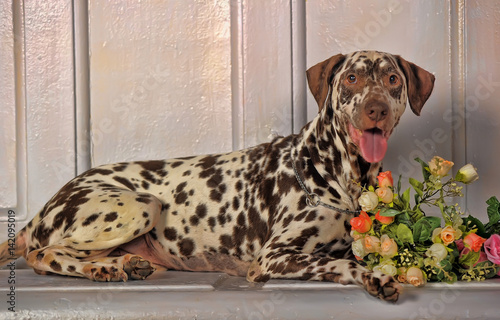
[1,262,500,319]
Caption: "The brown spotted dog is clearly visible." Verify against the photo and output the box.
[0,51,434,302]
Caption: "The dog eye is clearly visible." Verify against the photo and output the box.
[346,75,357,84]
[389,75,399,85]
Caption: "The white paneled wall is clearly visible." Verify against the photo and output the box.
[464,0,500,216]
[1,0,499,238]
[89,0,234,165]
[0,0,76,228]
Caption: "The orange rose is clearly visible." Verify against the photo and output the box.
[375,210,395,225]
[377,171,393,188]
[464,233,486,252]
[350,211,372,234]
[376,187,393,204]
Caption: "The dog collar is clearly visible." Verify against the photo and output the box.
[290,150,360,215]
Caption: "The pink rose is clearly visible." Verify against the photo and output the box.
[484,234,500,264]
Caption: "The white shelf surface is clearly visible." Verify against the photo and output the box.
[2,259,500,319]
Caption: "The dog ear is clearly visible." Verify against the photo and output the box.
[396,56,435,116]
[306,54,346,110]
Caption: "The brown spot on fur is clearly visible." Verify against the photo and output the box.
[164,227,177,241]
[104,212,118,222]
[178,238,195,256]
[50,260,62,272]
[82,213,100,226]
[113,176,136,191]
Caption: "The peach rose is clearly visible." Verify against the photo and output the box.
[376,187,393,204]
[379,234,398,258]
[375,210,395,225]
[364,235,381,253]
[406,267,426,287]
[350,211,372,234]
[397,267,407,283]
[429,156,454,177]
[440,225,462,246]
[464,233,486,252]
[377,171,393,188]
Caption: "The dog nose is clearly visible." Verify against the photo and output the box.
[365,102,389,122]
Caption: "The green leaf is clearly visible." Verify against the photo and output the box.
[458,250,480,268]
[379,208,401,217]
[415,157,431,181]
[396,211,412,226]
[396,175,402,196]
[463,215,488,238]
[412,217,441,243]
[474,261,500,279]
[396,223,414,244]
[486,196,500,226]
[409,177,424,197]
[401,187,411,209]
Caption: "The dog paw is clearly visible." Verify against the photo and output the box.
[91,266,128,282]
[362,271,402,302]
[123,255,156,280]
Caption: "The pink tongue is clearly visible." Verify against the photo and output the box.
[359,129,388,163]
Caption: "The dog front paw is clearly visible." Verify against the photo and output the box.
[361,271,402,302]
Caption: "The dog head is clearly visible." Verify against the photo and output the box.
[306,51,435,163]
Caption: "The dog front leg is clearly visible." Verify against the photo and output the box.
[247,249,401,302]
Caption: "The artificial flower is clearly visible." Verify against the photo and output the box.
[379,234,398,258]
[373,259,398,277]
[363,235,381,253]
[456,239,488,268]
[406,267,426,287]
[397,268,407,283]
[441,225,462,246]
[455,164,479,184]
[484,234,500,264]
[352,239,367,260]
[376,187,393,204]
[377,171,393,188]
[425,243,448,262]
[463,233,486,252]
[428,156,454,177]
[358,191,379,212]
[375,210,395,225]
[350,230,363,241]
[350,211,372,234]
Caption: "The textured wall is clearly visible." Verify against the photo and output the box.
[89,0,233,165]
[1,0,499,231]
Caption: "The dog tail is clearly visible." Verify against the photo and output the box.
[0,228,27,267]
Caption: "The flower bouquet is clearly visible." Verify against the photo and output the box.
[351,156,500,286]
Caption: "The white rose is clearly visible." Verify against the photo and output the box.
[352,239,367,259]
[455,164,479,184]
[426,243,448,262]
[358,191,379,212]
[373,259,398,277]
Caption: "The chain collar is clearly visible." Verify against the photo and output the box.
[290,149,360,215]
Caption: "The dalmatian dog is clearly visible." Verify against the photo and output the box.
[0,51,434,302]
